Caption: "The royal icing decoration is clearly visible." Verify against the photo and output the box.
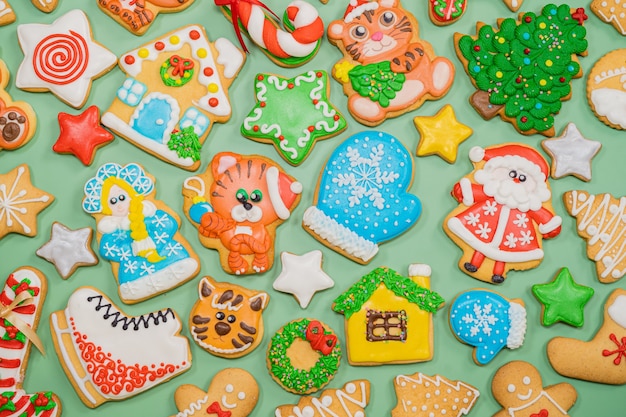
[333,265,443,365]
[563,190,626,283]
[548,288,626,385]
[182,152,302,275]
[97,0,195,35]
[190,277,269,358]
[101,25,245,171]
[273,250,334,309]
[0,1,15,26]
[50,287,191,408]
[268,318,340,394]
[241,70,347,166]
[303,131,421,264]
[587,49,626,129]
[172,368,259,417]
[541,123,601,182]
[0,267,61,417]
[591,0,626,35]
[83,162,199,303]
[0,60,36,152]
[36,222,98,279]
[217,0,324,67]
[532,267,594,327]
[0,164,54,240]
[449,289,527,365]
[428,0,467,25]
[328,0,454,126]
[275,380,370,417]
[413,104,473,164]
[444,144,561,284]
[53,105,114,166]
[392,373,479,417]
[16,9,116,108]
[492,361,577,417]
[455,4,588,136]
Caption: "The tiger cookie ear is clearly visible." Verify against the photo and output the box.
[198,276,217,300]
[328,20,345,40]
[249,292,269,311]
[379,0,397,7]
[211,152,241,178]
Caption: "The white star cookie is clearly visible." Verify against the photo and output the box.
[37,222,98,279]
[272,250,334,308]
[541,123,601,182]
[15,9,116,108]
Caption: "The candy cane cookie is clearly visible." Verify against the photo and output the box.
[217,0,324,67]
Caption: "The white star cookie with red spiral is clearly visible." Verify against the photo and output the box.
[15,9,116,108]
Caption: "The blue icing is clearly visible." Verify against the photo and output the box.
[131,97,175,142]
[117,78,147,107]
[314,131,421,244]
[449,290,511,365]
[180,107,211,137]
[99,210,191,285]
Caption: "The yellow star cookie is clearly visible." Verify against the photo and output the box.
[0,164,54,240]
[414,105,472,163]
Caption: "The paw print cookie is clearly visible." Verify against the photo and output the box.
[491,361,577,417]
[0,60,36,152]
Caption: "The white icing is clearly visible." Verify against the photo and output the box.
[594,8,626,34]
[176,395,209,417]
[0,166,51,234]
[0,2,13,18]
[15,9,116,108]
[538,216,562,234]
[608,294,626,328]
[590,88,626,129]
[130,92,180,143]
[303,206,379,262]
[506,391,568,417]
[214,37,244,79]
[266,166,293,220]
[272,250,334,308]
[506,301,527,349]
[408,263,432,278]
[469,146,485,163]
[394,374,479,415]
[119,258,199,301]
[36,222,97,278]
[541,123,602,180]
[460,177,474,206]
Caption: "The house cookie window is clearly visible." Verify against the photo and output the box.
[366,309,407,342]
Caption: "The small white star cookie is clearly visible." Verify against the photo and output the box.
[272,250,334,308]
[37,222,98,279]
[541,123,601,182]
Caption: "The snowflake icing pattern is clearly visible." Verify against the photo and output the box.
[0,166,51,235]
[332,144,399,210]
[462,303,499,337]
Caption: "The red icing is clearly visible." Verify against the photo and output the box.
[474,46,480,51]
[525,16,532,23]
[530,410,549,417]
[316,71,322,78]
[287,83,294,89]
[53,106,114,165]
[124,55,135,65]
[155,41,165,51]
[207,401,232,417]
[312,99,319,105]
[572,7,588,25]
[257,74,264,81]
[602,333,626,365]
[253,125,259,132]
[308,126,314,132]
[279,135,285,141]
[521,116,528,123]
[73,330,179,395]
[305,320,337,355]
[204,67,214,77]
[189,29,200,40]
[333,115,340,121]
[260,102,266,108]
[168,55,195,77]
[33,31,89,85]
[209,98,219,107]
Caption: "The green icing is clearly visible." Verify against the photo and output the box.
[32,392,57,415]
[2,319,26,344]
[458,3,587,133]
[332,267,445,319]
[267,318,341,393]
[348,62,406,107]
[159,56,194,88]
[0,392,15,413]
[167,126,201,161]
[432,0,466,22]
[11,278,34,297]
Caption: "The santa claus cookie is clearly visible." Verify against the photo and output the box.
[444,144,561,284]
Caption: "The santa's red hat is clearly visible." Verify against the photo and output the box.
[266,167,302,220]
[343,0,379,22]
[469,144,549,180]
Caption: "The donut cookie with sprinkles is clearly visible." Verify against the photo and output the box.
[267,318,341,394]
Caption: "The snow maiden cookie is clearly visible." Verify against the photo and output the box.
[267,318,341,394]
[82,162,199,303]
[15,9,117,109]
[182,152,302,275]
[50,286,191,408]
[101,25,245,171]
[302,131,422,264]
[454,4,588,136]
[0,59,36,152]
[444,144,561,284]
[586,49,626,130]
[217,0,324,67]
[275,380,370,417]
[327,0,454,126]
[189,277,269,358]
[0,267,61,416]
[97,0,195,35]
[241,70,347,166]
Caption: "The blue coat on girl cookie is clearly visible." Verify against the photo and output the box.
[449,289,527,365]
[83,163,198,302]
[303,131,421,263]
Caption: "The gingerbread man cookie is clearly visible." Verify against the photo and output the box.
[491,361,577,417]
[171,368,259,417]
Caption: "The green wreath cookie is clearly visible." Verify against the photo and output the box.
[267,318,341,394]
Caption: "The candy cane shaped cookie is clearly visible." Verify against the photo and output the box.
[217,0,324,67]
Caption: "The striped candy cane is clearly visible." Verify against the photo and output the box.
[217,0,324,67]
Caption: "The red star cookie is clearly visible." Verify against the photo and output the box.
[53,106,113,165]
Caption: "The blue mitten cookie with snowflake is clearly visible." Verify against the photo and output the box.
[303,131,421,264]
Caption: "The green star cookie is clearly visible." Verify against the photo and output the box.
[241,70,347,166]
[532,267,594,327]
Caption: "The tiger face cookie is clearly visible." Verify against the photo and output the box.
[327,0,454,126]
[97,0,196,35]
[182,152,302,275]
[190,277,269,358]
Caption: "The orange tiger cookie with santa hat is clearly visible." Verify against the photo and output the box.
[444,144,561,284]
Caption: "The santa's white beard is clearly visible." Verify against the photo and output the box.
[476,169,550,212]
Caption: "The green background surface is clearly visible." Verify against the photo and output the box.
[0,0,624,415]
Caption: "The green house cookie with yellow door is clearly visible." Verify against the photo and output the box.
[332,264,444,365]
